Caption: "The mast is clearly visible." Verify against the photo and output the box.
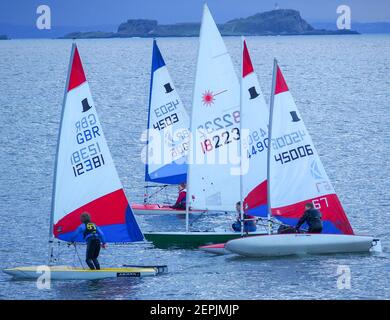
[239,37,244,237]
[185,4,208,232]
[48,42,76,264]
[144,39,155,204]
[266,58,278,235]
[145,39,157,182]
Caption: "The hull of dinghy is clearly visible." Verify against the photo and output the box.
[144,231,266,249]
[225,234,375,257]
[3,265,166,280]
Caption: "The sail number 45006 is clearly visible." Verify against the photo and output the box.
[274,144,313,164]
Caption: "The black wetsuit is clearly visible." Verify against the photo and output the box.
[84,222,102,270]
[86,237,101,270]
[296,208,323,233]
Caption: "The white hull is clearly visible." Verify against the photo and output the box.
[225,234,377,257]
[3,265,167,280]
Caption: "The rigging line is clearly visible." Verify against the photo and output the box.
[189,211,206,227]
[73,244,85,269]
[49,240,62,265]
[144,184,169,188]
[145,185,168,201]
[263,217,308,232]
[54,241,65,264]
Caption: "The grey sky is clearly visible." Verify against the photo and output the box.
[0,0,389,27]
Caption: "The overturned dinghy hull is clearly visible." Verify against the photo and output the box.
[3,265,167,280]
[225,234,376,257]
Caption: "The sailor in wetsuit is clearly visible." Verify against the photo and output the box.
[296,203,323,233]
[171,183,187,210]
[70,212,106,270]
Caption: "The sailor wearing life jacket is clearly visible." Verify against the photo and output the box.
[70,212,106,270]
[171,183,187,210]
[296,202,323,233]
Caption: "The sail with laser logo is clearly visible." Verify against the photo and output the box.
[187,4,240,211]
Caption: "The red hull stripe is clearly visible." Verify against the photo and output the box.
[272,194,354,235]
[200,243,225,249]
[54,189,129,237]
[242,40,254,77]
[275,65,289,95]
[67,46,87,92]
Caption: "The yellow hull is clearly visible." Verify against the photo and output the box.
[3,265,167,280]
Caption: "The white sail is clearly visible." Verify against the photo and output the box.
[145,40,190,184]
[187,4,240,211]
[240,38,269,217]
[268,60,353,234]
[52,44,143,242]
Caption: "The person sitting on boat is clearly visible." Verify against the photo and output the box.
[296,203,323,233]
[69,212,107,270]
[170,183,187,210]
[232,201,257,233]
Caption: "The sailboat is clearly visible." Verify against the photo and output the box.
[144,5,267,249]
[3,44,167,279]
[131,39,205,216]
[200,37,273,254]
[225,59,381,257]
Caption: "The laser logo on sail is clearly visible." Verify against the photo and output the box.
[202,90,215,106]
[201,89,227,106]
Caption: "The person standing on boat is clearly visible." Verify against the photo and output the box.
[296,203,323,233]
[232,201,257,233]
[171,183,187,210]
[69,212,107,270]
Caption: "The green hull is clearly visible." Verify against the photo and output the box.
[144,232,265,249]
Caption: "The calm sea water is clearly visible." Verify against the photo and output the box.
[0,35,389,300]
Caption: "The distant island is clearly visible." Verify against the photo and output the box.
[0,35,9,40]
[62,9,358,39]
